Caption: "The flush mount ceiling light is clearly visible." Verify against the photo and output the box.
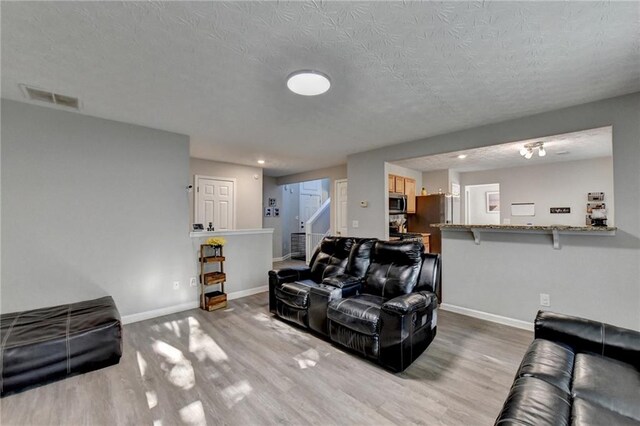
[257,160,265,164]
[287,70,331,96]
[519,141,546,159]
[457,154,468,159]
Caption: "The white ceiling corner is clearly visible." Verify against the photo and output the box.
[1,2,638,176]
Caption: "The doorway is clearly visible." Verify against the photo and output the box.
[194,175,236,231]
[335,179,348,236]
[464,183,500,225]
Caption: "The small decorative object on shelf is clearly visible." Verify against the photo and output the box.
[199,239,227,311]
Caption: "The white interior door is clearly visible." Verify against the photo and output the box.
[299,193,321,231]
[335,179,348,236]
[195,176,235,230]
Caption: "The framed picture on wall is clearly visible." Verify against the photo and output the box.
[486,191,500,213]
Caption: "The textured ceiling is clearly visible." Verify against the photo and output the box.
[393,126,612,173]
[2,2,638,176]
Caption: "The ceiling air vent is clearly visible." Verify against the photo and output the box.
[20,84,80,110]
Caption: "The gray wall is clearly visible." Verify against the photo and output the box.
[282,183,300,257]
[460,157,614,226]
[466,183,501,225]
[262,176,283,259]
[347,93,640,330]
[1,100,195,316]
[189,158,263,229]
[422,170,450,195]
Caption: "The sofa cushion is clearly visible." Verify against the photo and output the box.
[516,339,575,393]
[327,294,384,336]
[275,280,318,309]
[571,353,640,421]
[495,376,571,426]
[345,238,376,278]
[363,241,423,299]
[572,398,640,426]
[309,237,354,283]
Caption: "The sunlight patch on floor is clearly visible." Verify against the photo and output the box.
[145,390,158,409]
[161,320,182,338]
[221,380,253,408]
[187,317,229,363]
[179,400,206,426]
[252,312,270,322]
[136,351,147,377]
[152,340,195,390]
[293,348,319,369]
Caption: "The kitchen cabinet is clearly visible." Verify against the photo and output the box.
[405,178,416,213]
[394,176,405,194]
[388,174,417,214]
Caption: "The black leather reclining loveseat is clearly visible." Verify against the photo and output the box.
[495,311,640,425]
[269,236,440,372]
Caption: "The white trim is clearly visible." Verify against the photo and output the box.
[227,285,268,301]
[190,228,273,238]
[273,253,291,262]
[440,303,534,331]
[122,301,199,324]
[122,286,269,324]
[194,175,238,230]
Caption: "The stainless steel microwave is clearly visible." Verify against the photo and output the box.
[389,193,408,214]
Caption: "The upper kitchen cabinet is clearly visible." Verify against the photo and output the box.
[388,174,417,214]
[394,176,405,194]
[405,178,416,213]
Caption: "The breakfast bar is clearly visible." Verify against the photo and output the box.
[432,224,617,250]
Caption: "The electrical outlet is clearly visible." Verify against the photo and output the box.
[540,293,550,307]
[173,281,180,290]
[190,277,197,287]
[352,220,359,228]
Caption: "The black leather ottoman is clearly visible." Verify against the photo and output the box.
[1,296,122,396]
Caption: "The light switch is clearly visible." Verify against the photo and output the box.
[352,220,359,228]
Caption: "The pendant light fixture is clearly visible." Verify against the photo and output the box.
[520,142,546,159]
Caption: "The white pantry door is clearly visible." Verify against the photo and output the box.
[195,176,235,231]
[335,179,348,236]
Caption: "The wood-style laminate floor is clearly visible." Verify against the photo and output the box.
[0,293,532,426]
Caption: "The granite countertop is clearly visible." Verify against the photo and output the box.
[431,224,617,232]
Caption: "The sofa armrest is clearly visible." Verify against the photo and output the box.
[268,266,311,284]
[322,274,363,289]
[535,311,640,368]
[382,291,436,316]
[268,267,311,313]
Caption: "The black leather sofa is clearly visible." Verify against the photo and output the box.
[269,236,376,335]
[269,237,440,372]
[327,240,440,372]
[495,311,640,425]
[0,296,122,396]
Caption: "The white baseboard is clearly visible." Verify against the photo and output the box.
[227,285,268,300]
[122,301,199,325]
[440,303,534,331]
[122,286,269,324]
[272,254,291,262]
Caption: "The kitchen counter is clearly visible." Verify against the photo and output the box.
[432,223,616,249]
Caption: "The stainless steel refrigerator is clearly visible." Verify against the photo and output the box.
[407,194,459,254]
